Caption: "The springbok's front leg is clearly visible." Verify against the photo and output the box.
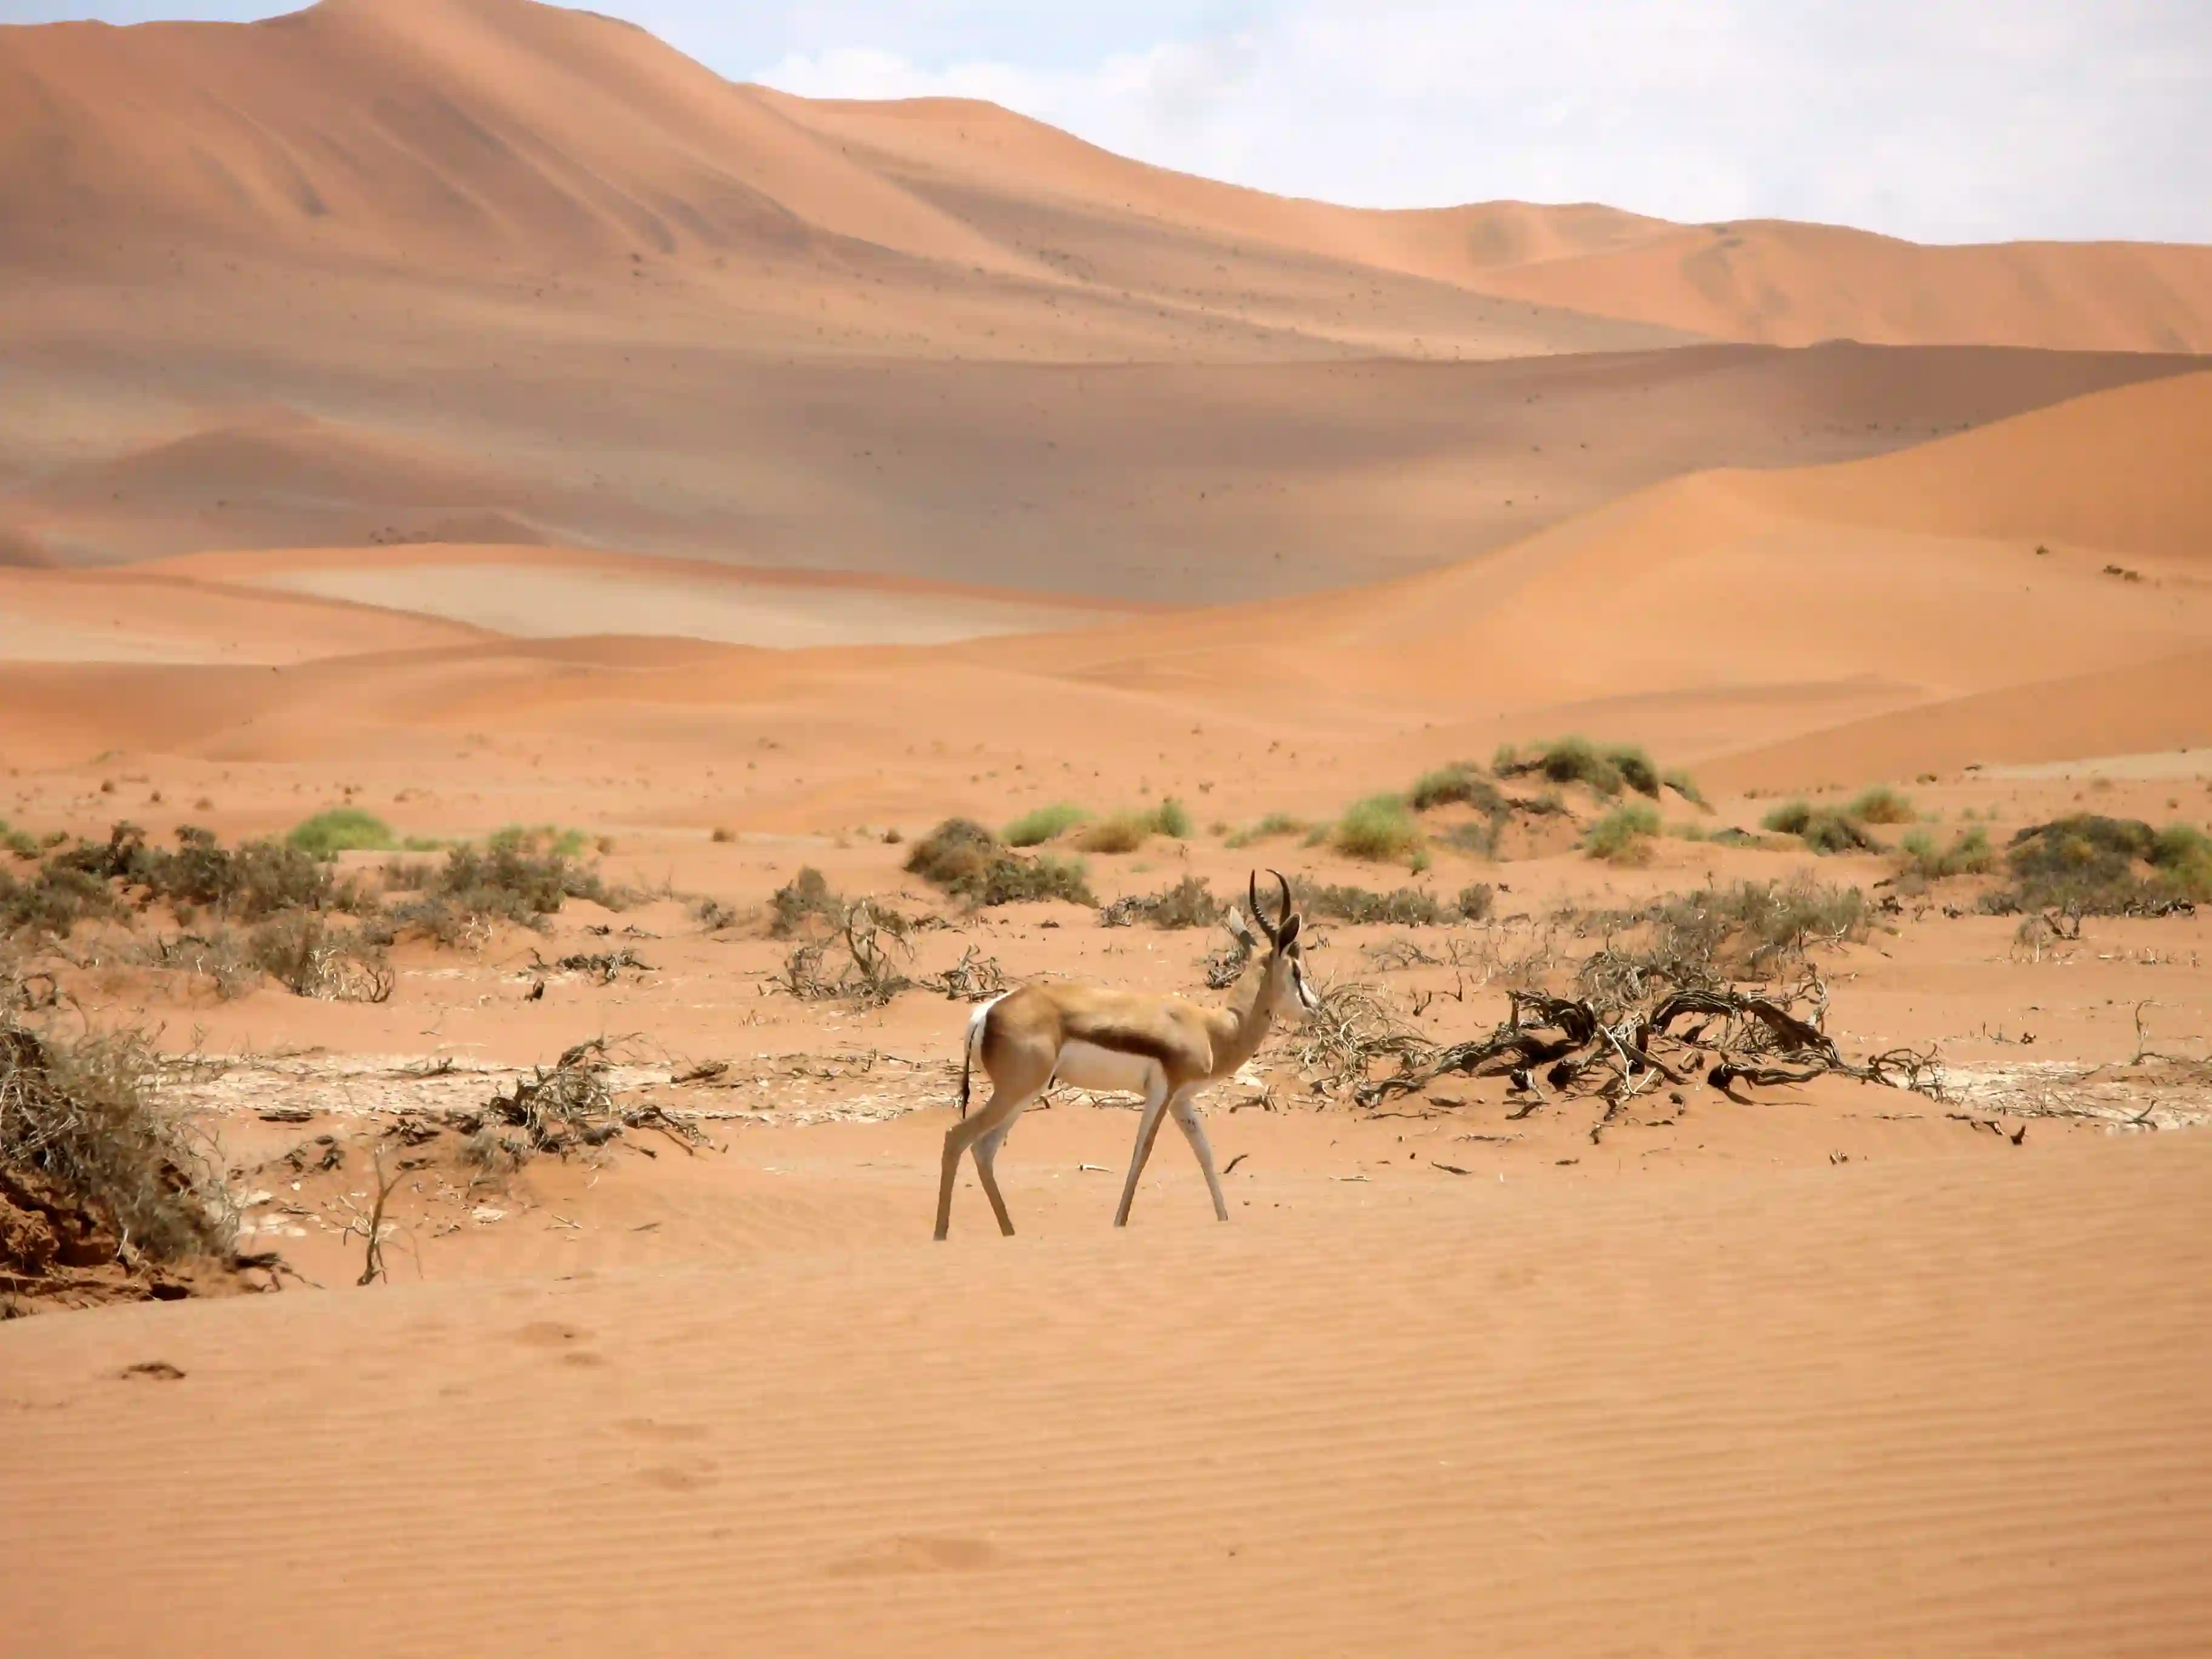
[1113,1071,1175,1227]
[1170,1094,1230,1221]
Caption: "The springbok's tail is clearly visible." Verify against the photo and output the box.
[959,992,1010,1118]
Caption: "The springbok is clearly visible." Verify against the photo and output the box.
[934,871,1318,1239]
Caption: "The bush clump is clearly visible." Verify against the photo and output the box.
[1074,800,1190,854]
[1002,802,1090,847]
[1294,879,1448,927]
[1661,768,1710,809]
[1846,786,1917,826]
[1897,825,1994,880]
[1098,875,1223,930]
[1998,815,2212,914]
[1408,763,1504,814]
[287,808,396,859]
[905,819,1096,907]
[769,866,842,936]
[1225,811,1309,849]
[1,1012,236,1282]
[1585,802,1661,863]
[1761,800,1875,856]
[1333,795,1423,863]
[2,824,367,939]
[1631,876,1873,979]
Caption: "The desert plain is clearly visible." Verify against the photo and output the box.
[2,1,2211,1653]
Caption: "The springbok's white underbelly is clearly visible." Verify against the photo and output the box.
[1053,1040,1159,1098]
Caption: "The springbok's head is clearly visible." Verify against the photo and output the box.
[1244,869,1319,1019]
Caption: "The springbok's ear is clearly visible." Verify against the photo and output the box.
[1279,914,1301,948]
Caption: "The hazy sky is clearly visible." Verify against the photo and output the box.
[8,0,2208,244]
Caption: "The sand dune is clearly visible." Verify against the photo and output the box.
[3,344,2197,593]
[785,92,2212,354]
[4,1133,2206,1655]
[5,0,2208,595]
[4,372,2208,785]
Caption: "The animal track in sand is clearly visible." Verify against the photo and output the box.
[825,1536,1002,1577]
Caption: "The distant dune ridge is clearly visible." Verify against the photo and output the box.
[0,0,2208,782]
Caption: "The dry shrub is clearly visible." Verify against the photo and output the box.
[1760,800,1875,855]
[906,819,1095,907]
[1847,786,1917,825]
[777,900,914,1006]
[248,913,395,1002]
[1333,795,1423,863]
[1607,876,1872,984]
[769,866,842,937]
[1,1013,236,1293]
[1098,874,1223,930]
[1294,879,1449,927]
[384,825,616,943]
[447,1038,706,1172]
[1996,814,2211,915]
[1897,825,1994,880]
[1225,811,1309,850]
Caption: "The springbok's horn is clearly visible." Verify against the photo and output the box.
[1248,871,1279,945]
[1270,869,1293,935]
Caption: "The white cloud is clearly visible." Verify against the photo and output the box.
[756,0,2212,243]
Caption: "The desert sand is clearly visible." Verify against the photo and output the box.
[2,1,2209,1654]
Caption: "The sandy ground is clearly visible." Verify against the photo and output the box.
[2,2,2210,1651]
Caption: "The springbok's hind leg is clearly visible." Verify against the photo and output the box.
[1113,1071,1175,1228]
[971,1123,1017,1237]
[1170,1094,1230,1221]
[936,1088,1033,1241]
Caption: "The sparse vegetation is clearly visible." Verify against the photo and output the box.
[1995,814,2212,914]
[287,808,396,859]
[1584,802,1660,863]
[1897,826,1994,880]
[905,819,1095,907]
[1003,802,1090,847]
[1293,879,1449,927]
[1098,875,1222,930]
[1661,768,1710,809]
[769,866,842,937]
[1408,763,1504,814]
[2,1010,237,1293]
[1333,794,1423,863]
[1846,786,1917,825]
[1074,800,1189,854]
[1761,800,1876,856]
[1225,811,1309,849]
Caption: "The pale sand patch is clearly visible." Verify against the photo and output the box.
[251,563,1124,647]
[0,611,239,665]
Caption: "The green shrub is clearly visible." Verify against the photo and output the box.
[1409,763,1503,813]
[1496,736,1624,796]
[1846,786,1916,826]
[1225,811,1306,850]
[1150,797,1193,840]
[1584,802,1661,863]
[287,807,396,859]
[1455,883,1495,922]
[1293,880,1447,926]
[418,826,613,928]
[1002,802,1089,847]
[1333,795,1423,863]
[1897,826,1994,880]
[905,819,1096,907]
[2000,814,2212,913]
[1661,769,1709,809]
[1761,800,1874,855]
[1604,745,1660,797]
